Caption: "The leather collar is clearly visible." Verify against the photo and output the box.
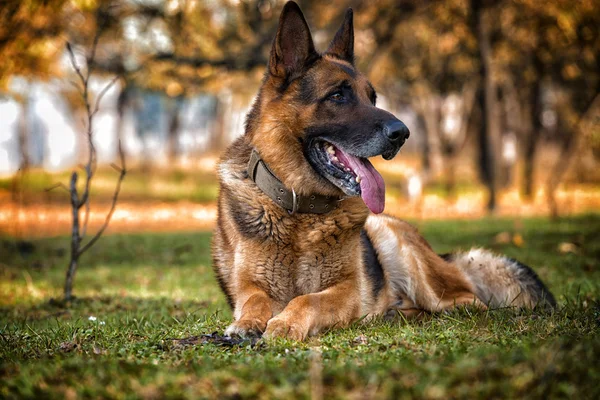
[247,149,340,214]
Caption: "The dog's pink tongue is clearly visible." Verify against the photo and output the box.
[336,150,386,214]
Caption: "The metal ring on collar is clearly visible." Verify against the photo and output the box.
[290,188,298,215]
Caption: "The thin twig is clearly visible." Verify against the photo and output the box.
[66,43,86,88]
[64,172,80,301]
[87,29,102,77]
[79,170,92,239]
[45,183,70,193]
[78,141,126,255]
[92,76,119,117]
[77,31,106,238]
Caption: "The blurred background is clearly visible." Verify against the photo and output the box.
[1,0,599,238]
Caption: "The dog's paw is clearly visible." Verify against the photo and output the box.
[224,318,266,338]
[263,317,307,341]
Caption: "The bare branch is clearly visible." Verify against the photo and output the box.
[45,183,70,193]
[92,76,119,117]
[66,42,86,88]
[78,147,95,210]
[79,38,113,238]
[78,141,127,255]
[78,33,103,229]
[63,16,125,300]
[68,80,81,91]
[64,171,81,301]
[79,169,92,239]
[87,27,103,77]
[110,163,122,172]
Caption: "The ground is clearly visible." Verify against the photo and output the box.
[1,215,599,399]
[2,161,600,237]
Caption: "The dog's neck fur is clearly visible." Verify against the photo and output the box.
[247,149,341,214]
[217,136,370,242]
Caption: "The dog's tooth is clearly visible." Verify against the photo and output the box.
[356,176,362,183]
[332,156,338,162]
[326,146,335,155]
[340,162,345,167]
[344,168,351,172]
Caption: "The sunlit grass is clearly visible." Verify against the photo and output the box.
[1,215,599,398]
[0,166,219,204]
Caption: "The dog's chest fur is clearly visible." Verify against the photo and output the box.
[217,137,368,304]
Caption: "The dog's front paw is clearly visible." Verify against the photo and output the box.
[224,318,266,338]
[264,317,308,341]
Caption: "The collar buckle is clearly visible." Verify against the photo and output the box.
[289,188,298,215]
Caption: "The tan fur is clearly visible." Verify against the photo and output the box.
[213,133,488,340]
[211,2,552,341]
[214,135,368,339]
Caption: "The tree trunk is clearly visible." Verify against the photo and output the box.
[167,98,182,164]
[445,154,457,201]
[521,57,544,200]
[116,84,129,161]
[522,90,542,199]
[17,100,31,172]
[209,96,227,153]
[414,92,443,181]
[65,172,81,301]
[545,92,600,219]
[471,0,499,212]
[546,126,575,220]
[416,113,432,174]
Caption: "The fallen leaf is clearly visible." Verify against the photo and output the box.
[558,242,578,254]
[353,334,368,345]
[512,233,524,247]
[494,232,511,244]
[59,341,78,353]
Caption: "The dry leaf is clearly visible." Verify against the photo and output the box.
[512,233,524,247]
[558,242,578,254]
[353,334,368,345]
[59,341,78,352]
[494,232,511,244]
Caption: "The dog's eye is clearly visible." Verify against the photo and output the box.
[329,92,345,102]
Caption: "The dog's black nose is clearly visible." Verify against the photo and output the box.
[384,120,410,142]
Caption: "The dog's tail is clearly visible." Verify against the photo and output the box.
[440,249,556,309]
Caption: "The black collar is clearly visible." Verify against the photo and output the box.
[247,149,340,214]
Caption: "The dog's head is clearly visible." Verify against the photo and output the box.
[248,1,409,214]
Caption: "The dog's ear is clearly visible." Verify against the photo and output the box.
[326,8,354,64]
[269,1,318,80]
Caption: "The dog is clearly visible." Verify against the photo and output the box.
[212,1,555,341]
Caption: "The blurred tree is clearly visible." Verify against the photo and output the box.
[1,0,598,217]
[495,0,600,206]
[0,0,68,89]
[358,0,485,199]
[1,0,70,177]
[352,0,598,212]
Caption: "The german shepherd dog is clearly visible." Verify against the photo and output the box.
[212,1,555,340]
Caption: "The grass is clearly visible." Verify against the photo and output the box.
[1,215,599,399]
[1,166,220,205]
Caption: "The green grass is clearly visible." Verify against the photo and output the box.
[1,167,219,204]
[1,215,600,399]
